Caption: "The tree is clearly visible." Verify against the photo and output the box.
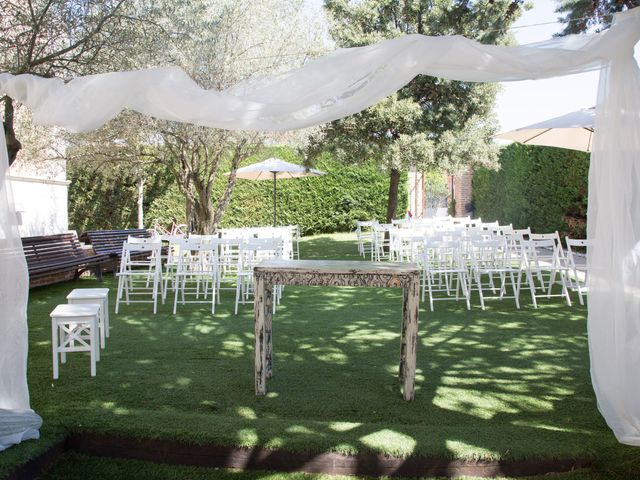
[65,0,327,233]
[316,0,524,222]
[555,0,640,36]
[0,0,157,164]
[147,0,325,233]
[308,94,435,222]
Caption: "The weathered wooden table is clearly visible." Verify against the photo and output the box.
[253,259,420,401]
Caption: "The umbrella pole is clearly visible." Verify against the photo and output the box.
[273,172,277,227]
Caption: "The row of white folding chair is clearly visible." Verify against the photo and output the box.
[390,227,498,264]
[219,226,296,260]
[165,236,242,306]
[421,237,522,311]
[169,236,286,314]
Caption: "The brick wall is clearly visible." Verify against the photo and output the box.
[448,168,474,217]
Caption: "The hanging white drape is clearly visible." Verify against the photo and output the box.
[0,124,42,451]
[1,7,639,449]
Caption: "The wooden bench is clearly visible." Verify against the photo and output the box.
[22,233,111,288]
[80,229,151,258]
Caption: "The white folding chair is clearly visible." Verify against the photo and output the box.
[565,237,590,305]
[115,241,163,314]
[355,220,377,258]
[289,225,301,259]
[161,234,187,302]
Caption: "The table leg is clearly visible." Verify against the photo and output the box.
[401,276,420,401]
[399,290,407,383]
[254,275,267,396]
[264,283,274,379]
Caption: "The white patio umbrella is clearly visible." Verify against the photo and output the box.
[233,158,326,226]
[495,107,595,152]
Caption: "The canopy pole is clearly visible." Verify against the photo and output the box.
[273,172,277,227]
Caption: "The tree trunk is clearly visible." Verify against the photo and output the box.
[137,175,145,228]
[185,182,216,234]
[386,168,401,223]
[3,97,22,166]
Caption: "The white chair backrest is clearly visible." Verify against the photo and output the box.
[512,227,532,238]
[123,240,161,252]
[497,224,514,235]
[127,235,153,244]
[565,237,591,264]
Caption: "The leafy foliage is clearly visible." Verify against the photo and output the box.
[68,160,172,233]
[555,0,640,36]
[473,144,590,239]
[147,146,405,235]
[313,0,523,222]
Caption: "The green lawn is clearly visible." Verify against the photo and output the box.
[1,233,638,479]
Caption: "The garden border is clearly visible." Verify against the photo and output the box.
[7,432,590,479]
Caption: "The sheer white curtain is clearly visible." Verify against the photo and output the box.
[1,7,639,449]
[0,125,42,451]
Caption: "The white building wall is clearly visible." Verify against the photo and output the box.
[8,176,70,237]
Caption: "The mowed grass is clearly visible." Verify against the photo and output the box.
[1,233,639,479]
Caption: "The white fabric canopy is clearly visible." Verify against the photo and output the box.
[1,7,640,449]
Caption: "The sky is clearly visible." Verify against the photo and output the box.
[494,0,600,132]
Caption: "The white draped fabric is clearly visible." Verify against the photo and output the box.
[0,126,40,451]
[1,7,639,448]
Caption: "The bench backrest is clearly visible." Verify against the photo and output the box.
[22,233,85,266]
[82,229,150,256]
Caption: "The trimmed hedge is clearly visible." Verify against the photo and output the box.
[68,147,405,235]
[148,147,407,235]
[68,162,171,233]
[473,143,589,239]
[69,146,406,235]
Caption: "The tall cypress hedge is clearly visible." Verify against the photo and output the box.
[473,143,589,238]
[147,147,407,235]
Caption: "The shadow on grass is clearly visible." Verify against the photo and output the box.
[8,232,638,479]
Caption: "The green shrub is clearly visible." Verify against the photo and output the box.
[473,143,589,239]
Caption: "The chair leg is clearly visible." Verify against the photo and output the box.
[461,273,471,310]
[426,273,434,312]
[561,271,572,306]
[527,270,538,309]
[153,274,158,315]
[52,321,59,380]
[173,276,180,315]
[510,271,520,309]
[234,277,241,315]
[115,275,124,314]
[477,271,486,310]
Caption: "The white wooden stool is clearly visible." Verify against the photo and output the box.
[50,304,101,379]
[67,288,110,349]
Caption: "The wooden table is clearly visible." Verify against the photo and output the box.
[253,259,420,401]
